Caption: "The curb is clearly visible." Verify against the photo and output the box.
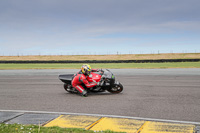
[0,110,199,133]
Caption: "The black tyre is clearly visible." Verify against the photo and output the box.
[107,83,123,94]
[64,83,78,93]
[63,83,72,92]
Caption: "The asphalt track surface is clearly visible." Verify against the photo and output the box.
[0,69,200,123]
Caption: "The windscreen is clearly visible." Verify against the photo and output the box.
[103,69,113,78]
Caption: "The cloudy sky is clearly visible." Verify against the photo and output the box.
[0,0,200,55]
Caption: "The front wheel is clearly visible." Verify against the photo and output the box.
[107,83,123,94]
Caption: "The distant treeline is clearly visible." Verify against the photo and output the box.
[0,59,200,63]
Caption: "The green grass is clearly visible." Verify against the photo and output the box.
[0,123,124,133]
[0,62,200,69]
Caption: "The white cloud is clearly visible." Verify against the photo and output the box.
[0,0,200,55]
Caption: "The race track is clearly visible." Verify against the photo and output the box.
[0,69,200,122]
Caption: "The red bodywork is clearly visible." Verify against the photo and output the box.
[71,71,101,94]
[87,72,102,83]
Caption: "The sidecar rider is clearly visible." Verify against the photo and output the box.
[71,64,103,97]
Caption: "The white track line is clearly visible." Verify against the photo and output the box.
[0,109,200,125]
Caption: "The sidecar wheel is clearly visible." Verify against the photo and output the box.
[107,83,123,94]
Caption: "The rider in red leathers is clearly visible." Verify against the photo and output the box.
[71,64,102,97]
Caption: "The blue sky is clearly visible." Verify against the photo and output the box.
[0,0,200,55]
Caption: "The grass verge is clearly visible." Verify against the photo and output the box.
[1,53,200,61]
[0,62,200,69]
[0,123,124,133]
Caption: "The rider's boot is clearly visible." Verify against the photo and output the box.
[81,90,88,97]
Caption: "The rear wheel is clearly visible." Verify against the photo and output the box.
[107,83,123,94]
[64,83,77,93]
[64,83,70,92]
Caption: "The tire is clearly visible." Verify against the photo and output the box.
[64,83,70,92]
[64,83,78,93]
[107,83,123,94]
[63,83,72,92]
